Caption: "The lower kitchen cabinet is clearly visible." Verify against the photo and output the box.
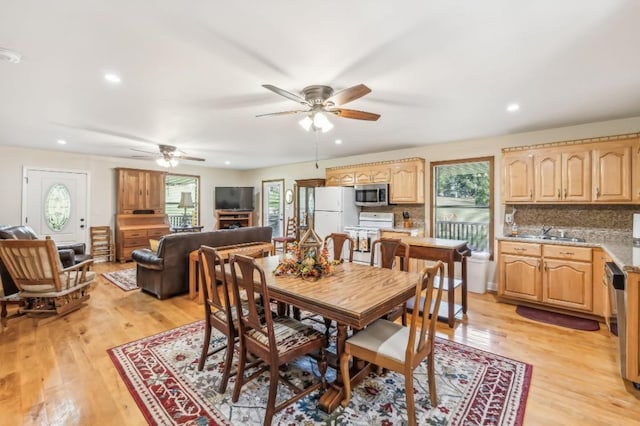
[542,258,592,311]
[500,254,542,301]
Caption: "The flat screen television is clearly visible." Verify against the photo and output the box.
[215,186,254,211]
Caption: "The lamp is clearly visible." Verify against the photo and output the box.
[156,157,179,167]
[177,192,194,227]
[298,111,334,133]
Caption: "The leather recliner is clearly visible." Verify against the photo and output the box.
[0,225,91,296]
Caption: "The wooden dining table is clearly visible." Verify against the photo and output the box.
[230,255,420,414]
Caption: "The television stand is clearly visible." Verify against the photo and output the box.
[215,210,254,230]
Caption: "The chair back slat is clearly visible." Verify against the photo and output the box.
[199,246,228,315]
[370,238,409,271]
[323,233,354,262]
[406,261,445,363]
[0,238,62,291]
[229,254,275,348]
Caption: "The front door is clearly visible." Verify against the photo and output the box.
[262,179,284,237]
[23,168,89,245]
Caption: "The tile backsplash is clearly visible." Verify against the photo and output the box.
[504,204,639,241]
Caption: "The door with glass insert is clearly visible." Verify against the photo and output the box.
[24,168,88,245]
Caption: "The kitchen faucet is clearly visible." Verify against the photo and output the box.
[541,225,552,236]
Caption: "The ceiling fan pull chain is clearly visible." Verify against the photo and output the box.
[315,130,319,169]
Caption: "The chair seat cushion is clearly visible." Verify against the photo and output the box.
[20,270,96,293]
[346,319,415,363]
[246,316,324,353]
[213,300,263,324]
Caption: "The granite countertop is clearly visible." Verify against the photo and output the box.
[380,227,424,234]
[399,236,468,249]
[496,235,640,273]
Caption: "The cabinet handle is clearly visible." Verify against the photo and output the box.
[544,262,549,271]
[557,189,561,198]
[559,251,574,256]
[538,261,541,271]
[595,187,600,197]
[529,189,533,199]
[563,188,567,199]
[514,247,526,251]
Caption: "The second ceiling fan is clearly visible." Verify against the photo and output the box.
[257,84,380,132]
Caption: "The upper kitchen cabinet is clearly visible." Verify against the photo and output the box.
[326,158,425,204]
[534,148,591,202]
[116,168,166,214]
[593,142,632,202]
[503,133,639,205]
[502,152,534,203]
[389,158,425,204]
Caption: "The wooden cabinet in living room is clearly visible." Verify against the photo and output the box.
[592,142,632,202]
[534,149,591,202]
[115,214,170,262]
[116,168,167,214]
[502,152,534,203]
[389,158,424,203]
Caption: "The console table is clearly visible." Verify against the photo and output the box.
[188,241,274,303]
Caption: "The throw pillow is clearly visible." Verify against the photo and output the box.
[149,239,160,253]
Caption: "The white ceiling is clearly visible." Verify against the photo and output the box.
[1,1,639,170]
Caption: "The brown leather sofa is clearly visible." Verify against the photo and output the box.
[132,226,272,299]
[0,225,91,296]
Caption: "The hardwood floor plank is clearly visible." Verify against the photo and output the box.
[1,261,639,425]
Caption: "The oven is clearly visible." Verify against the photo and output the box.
[354,184,388,207]
[344,212,394,264]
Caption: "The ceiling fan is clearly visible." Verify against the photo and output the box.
[131,144,205,167]
[257,84,380,132]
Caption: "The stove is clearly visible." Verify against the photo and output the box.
[344,212,394,264]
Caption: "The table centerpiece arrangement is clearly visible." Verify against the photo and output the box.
[273,243,342,280]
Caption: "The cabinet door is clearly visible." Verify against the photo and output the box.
[390,162,423,203]
[145,171,165,212]
[534,152,561,202]
[503,153,534,202]
[499,254,541,301]
[370,166,391,183]
[633,142,640,202]
[325,171,341,186]
[593,144,631,202]
[354,170,372,184]
[119,169,144,213]
[542,259,593,311]
[592,249,611,319]
[562,150,591,202]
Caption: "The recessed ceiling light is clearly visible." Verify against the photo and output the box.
[224,161,230,165]
[57,139,67,145]
[506,103,520,112]
[104,73,121,84]
[335,139,342,145]
[0,47,22,64]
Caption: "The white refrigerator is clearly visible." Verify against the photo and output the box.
[313,187,360,242]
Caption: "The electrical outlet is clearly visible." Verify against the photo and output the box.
[505,213,514,224]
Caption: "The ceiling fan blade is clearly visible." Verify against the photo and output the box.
[176,155,205,162]
[131,155,156,159]
[326,84,371,106]
[256,110,306,118]
[131,148,157,154]
[262,84,309,105]
[329,108,381,121]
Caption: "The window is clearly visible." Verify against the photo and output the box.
[165,174,200,227]
[431,157,494,256]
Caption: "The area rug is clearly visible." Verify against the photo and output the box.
[102,268,138,291]
[108,320,532,425]
[516,305,599,331]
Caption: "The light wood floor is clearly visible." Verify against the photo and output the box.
[1,261,639,425]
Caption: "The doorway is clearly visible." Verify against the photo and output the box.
[23,168,89,245]
[262,179,284,237]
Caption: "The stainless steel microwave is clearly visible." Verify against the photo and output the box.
[354,184,389,207]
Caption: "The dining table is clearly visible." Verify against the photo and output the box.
[229,255,420,414]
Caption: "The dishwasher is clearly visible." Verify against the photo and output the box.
[605,261,640,389]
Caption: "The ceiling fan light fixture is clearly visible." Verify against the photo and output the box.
[156,157,179,167]
[299,115,313,132]
[313,112,333,133]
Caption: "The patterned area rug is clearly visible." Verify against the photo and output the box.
[102,268,138,291]
[108,320,532,425]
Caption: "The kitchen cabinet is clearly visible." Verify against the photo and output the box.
[498,240,594,314]
[592,249,612,321]
[354,165,391,184]
[624,271,640,387]
[592,142,632,202]
[534,149,591,202]
[389,158,425,204]
[326,169,355,186]
[116,168,166,214]
[502,152,534,203]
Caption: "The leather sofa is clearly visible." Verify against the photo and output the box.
[132,226,272,300]
[0,225,91,296]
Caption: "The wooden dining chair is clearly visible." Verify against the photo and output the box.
[370,237,410,325]
[272,217,297,253]
[229,254,327,426]
[340,261,445,426]
[320,232,355,336]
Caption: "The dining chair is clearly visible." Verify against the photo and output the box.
[198,245,261,393]
[340,261,445,426]
[320,232,355,336]
[229,254,327,426]
[370,237,410,325]
[272,217,297,253]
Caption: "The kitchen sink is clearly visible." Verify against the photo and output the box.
[506,234,585,243]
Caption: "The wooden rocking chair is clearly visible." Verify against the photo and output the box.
[0,237,94,321]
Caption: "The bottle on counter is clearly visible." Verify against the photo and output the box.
[511,223,519,236]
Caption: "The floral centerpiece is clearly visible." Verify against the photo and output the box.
[273,243,342,280]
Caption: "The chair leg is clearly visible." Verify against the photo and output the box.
[232,340,247,403]
[405,371,416,426]
[264,366,279,426]
[318,345,327,390]
[323,317,332,340]
[198,326,212,371]
[427,352,438,407]
[218,339,235,394]
[339,350,351,407]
